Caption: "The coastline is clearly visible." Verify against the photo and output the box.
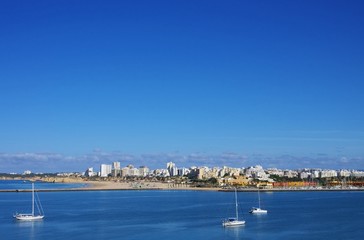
[1,179,363,192]
[0,179,217,192]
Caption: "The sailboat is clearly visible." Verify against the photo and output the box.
[14,183,45,220]
[249,187,267,214]
[222,188,245,227]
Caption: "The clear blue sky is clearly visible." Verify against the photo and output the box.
[1,0,364,172]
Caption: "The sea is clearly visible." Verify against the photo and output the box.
[1,180,364,240]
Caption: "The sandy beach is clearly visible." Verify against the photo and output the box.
[84,180,217,191]
[1,177,363,192]
[0,177,218,192]
[82,182,364,192]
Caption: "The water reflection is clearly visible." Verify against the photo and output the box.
[223,225,246,240]
[15,220,44,240]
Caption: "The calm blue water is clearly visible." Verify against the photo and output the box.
[0,185,364,239]
[0,180,87,190]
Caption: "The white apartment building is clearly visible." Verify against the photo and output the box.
[299,171,310,179]
[311,170,320,178]
[338,169,351,178]
[351,170,364,178]
[100,164,112,177]
[139,166,149,177]
[245,165,270,180]
[113,162,121,170]
[320,170,337,178]
[121,165,140,177]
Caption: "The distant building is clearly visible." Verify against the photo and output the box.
[266,168,284,177]
[320,170,337,178]
[100,164,112,177]
[129,167,140,176]
[113,162,121,170]
[23,170,32,175]
[167,162,178,177]
[223,175,250,187]
[85,167,97,177]
[178,167,190,176]
[152,168,170,177]
[299,171,310,179]
[283,170,298,178]
[139,166,149,177]
[111,169,122,177]
[338,170,351,178]
[111,162,122,177]
[196,166,212,180]
[311,170,320,179]
[245,165,270,180]
[121,165,140,177]
[351,170,364,178]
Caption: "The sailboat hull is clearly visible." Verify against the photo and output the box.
[249,208,268,214]
[14,214,44,221]
[222,219,245,227]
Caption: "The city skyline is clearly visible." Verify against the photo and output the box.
[1,150,363,173]
[10,159,364,184]
[1,1,364,172]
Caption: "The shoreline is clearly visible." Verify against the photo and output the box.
[0,180,363,192]
[1,188,364,193]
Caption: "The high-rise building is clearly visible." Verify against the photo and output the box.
[111,168,122,177]
[167,162,178,177]
[178,167,189,176]
[113,162,121,170]
[100,164,112,177]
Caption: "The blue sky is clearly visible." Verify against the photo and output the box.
[1,0,364,172]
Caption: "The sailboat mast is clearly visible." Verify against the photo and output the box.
[32,183,34,216]
[235,188,239,220]
[258,188,261,208]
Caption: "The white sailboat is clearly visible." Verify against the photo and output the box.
[14,183,45,221]
[222,188,245,227]
[249,188,267,214]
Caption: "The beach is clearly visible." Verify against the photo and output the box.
[1,178,363,192]
[83,181,364,192]
[0,178,217,192]
[84,180,219,191]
